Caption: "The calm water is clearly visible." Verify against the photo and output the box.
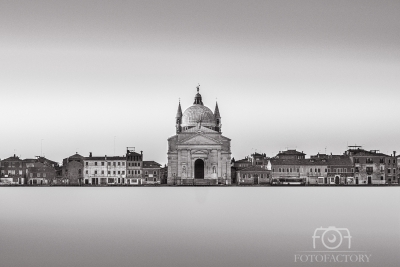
[0,187,399,267]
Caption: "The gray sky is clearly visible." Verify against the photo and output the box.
[1,0,399,164]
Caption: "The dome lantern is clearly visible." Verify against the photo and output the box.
[193,85,203,105]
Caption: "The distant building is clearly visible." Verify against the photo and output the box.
[83,153,126,185]
[347,146,396,185]
[275,150,306,160]
[126,148,143,185]
[311,153,354,185]
[270,149,313,184]
[270,158,327,185]
[0,155,25,184]
[236,165,271,185]
[397,155,400,184]
[26,157,59,185]
[231,157,252,184]
[62,153,84,185]
[386,151,397,184]
[143,161,162,184]
[232,157,252,169]
[251,152,270,167]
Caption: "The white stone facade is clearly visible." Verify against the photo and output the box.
[83,156,126,185]
[167,88,231,185]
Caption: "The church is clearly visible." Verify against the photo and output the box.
[167,86,232,185]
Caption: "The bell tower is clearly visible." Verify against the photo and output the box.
[175,100,182,134]
[214,101,221,133]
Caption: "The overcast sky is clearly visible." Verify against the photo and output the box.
[1,0,399,164]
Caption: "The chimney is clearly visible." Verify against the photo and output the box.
[394,151,396,157]
[105,155,107,160]
[89,152,92,157]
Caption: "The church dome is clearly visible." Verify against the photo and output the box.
[181,104,216,127]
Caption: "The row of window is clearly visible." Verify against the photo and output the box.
[128,170,141,175]
[1,162,22,167]
[354,158,397,164]
[273,168,355,173]
[86,170,126,175]
[127,156,142,161]
[387,169,396,174]
[241,174,269,178]
[128,162,140,167]
[127,170,158,175]
[85,161,125,166]
[29,173,47,178]
[3,171,54,177]
[84,170,159,175]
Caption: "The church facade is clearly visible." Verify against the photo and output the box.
[167,87,232,185]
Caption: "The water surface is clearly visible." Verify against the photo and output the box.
[0,187,399,267]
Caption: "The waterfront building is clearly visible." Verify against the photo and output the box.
[269,149,324,184]
[25,157,59,185]
[236,165,271,185]
[62,153,84,185]
[269,149,310,183]
[143,161,162,184]
[83,153,126,185]
[397,155,400,184]
[231,157,252,184]
[167,86,232,185]
[126,148,143,185]
[385,151,397,185]
[347,146,395,185]
[0,155,25,184]
[311,153,354,185]
[270,158,328,184]
[275,150,306,160]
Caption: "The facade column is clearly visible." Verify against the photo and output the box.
[191,157,194,179]
[177,149,181,179]
[217,149,222,179]
[187,149,191,178]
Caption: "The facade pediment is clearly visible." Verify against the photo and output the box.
[179,134,221,145]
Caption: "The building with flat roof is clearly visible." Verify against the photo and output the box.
[83,152,126,185]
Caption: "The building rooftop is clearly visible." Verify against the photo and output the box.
[239,165,269,172]
[235,158,252,164]
[347,148,389,157]
[277,149,306,156]
[84,156,126,161]
[2,155,22,161]
[143,161,162,168]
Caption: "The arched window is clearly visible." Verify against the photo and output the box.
[212,166,216,173]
